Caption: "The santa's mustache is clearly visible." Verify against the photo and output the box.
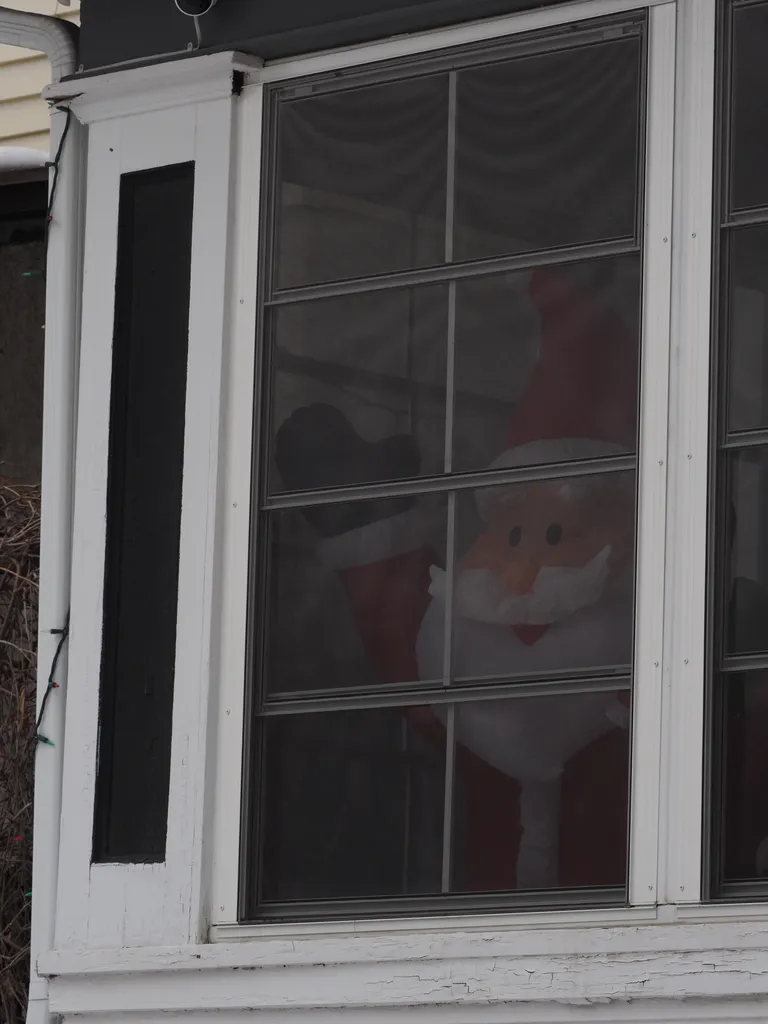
[428,546,613,626]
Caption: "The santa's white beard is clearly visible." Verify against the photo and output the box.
[415,563,632,889]
[427,546,612,626]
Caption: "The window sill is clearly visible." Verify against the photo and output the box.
[41,903,768,1019]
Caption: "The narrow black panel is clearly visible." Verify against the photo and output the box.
[78,0,565,71]
[93,163,195,863]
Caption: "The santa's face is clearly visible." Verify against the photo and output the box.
[456,477,634,627]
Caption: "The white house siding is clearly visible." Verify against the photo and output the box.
[35,2,768,1022]
[0,0,79,153]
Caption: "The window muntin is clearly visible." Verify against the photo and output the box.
[710,0,768,895]
[244,12,647,918]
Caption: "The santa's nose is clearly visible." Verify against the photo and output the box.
[501,559,540,595]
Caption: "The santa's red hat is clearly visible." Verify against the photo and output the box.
[486,266,638,474]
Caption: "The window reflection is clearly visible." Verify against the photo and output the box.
[719,673,768,882]
[454,38,641,260]
[261,708,445,902]
[725,449,768,656]
[276,76,448,289]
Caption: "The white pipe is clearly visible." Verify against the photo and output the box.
[0,7,77,82]
[0,9,82,1024]
[25,104,84,1024]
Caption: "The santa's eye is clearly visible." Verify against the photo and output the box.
[546,523,563,546]
[508,526,522,547]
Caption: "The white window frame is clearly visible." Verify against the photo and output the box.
[42,1,768,1020]
[211,0,678,925]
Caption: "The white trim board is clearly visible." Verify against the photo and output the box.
[39,922,768,1017]
[55,94,241,950]
[254,0,675,85]
[39,2,748,1015]
[44,50,263,123]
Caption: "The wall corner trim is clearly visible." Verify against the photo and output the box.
[44,50,263,123]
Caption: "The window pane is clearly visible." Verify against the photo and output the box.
[724,448,768,657]
[276,76,448,289]
[715,672,768,884]
[731,3,768,212]
[270,286,448,493]
[426,473,636,684]
[94,164,195,863]
[453,37,641,262]
[259,708,445,902]
[452,257,641,474]
[727,227,768,434]
[449,691,629,892]
[262,497,448,696]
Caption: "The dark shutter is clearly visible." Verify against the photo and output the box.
[93,162,195,863]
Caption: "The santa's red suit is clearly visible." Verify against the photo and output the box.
[276,268,637,891]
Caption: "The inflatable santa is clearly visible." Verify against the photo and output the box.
[275,267,638,891]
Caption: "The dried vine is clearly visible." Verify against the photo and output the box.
[0,481,40,1024]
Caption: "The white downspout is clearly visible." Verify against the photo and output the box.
[0,9,77,81]
[0,9,81,1024]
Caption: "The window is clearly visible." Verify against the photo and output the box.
[94,163,195,863]
[709,0,768,898]
[242,11,649,917]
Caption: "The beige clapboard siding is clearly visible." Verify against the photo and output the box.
[0,0,79,152]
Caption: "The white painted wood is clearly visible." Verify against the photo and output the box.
[118,104,195,173]
[44,50,263,123]
[627,0,676,907]
[166,93,238,945]
[54,92,240,950]
[255,0,674,86]
[41,920,768,1016]
[44,1,768,1019]
[27,99,86,1024]
[52,1008,768,1024]
[660,0,717,906]
[55,115,122,951]
[208,82,263,927]
[41,914,768,977]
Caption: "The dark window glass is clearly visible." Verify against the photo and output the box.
[94,163,194,863]
[261,496,447,696]
[723,449,768,657]
[269,286,448,493]
[454,38,641,262]
[727,227,768,434]
[276,76,448,289]
[452,256,641,474]
[450,692,629,892]
[731,3,768,213]
[716,672,768,883]
[259,707,445,902]
[247,14,645,917]
[711,0,768,895]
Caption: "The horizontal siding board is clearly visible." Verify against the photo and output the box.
[0,95,52,141]
[0,57,50,103]
[0,4,79,150]
[3,129,48,151]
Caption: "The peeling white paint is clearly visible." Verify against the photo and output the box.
[38,2,768,1023]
